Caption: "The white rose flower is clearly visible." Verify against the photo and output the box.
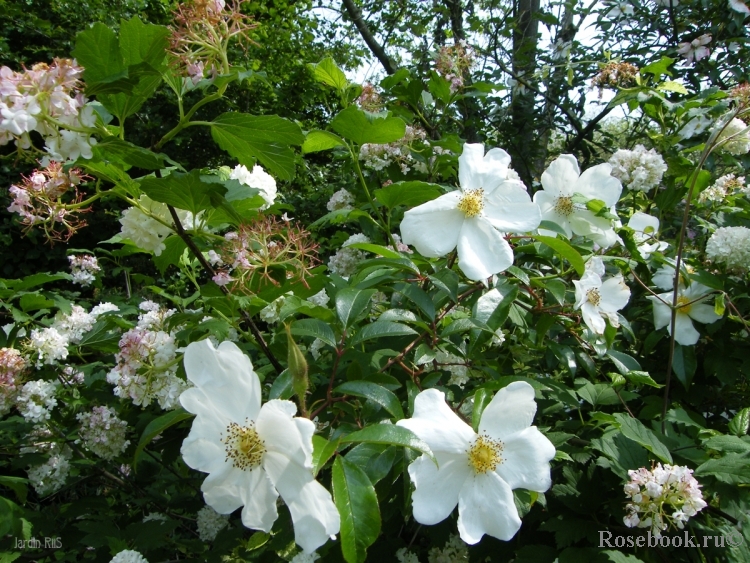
[179,340,340,553]
[573,265,631,335]
[647,283,721,345]
[400,143,541,281]
[534,154,622,248]
[396,381,555,544]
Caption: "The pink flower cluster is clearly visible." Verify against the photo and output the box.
[0,58,97,160]
[76,405,130,460]
[7,161,92,242]
[68,254,101,286]
[435,40,475,93]
[624,463,707,537]
[0,348,27,416]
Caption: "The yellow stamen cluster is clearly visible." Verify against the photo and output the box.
[457,189,485,218]
[676,295,692,314]
[222,420,266,470]
[467,434,503,474]
[587,288,601,306]
[554,196,575,217]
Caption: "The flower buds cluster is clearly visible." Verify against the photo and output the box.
[0,58,97,160]
[591,61,638,96]
[624,464,707,537]
[434,40,475,92]
[211,216,319,290]
[7,161,92,242]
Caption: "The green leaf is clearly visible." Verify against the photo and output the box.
[472,388,492,433]
[641,56,675,78]
[140,170,227,215]
[331,106,406,145]
[210,113,304,181]
[290,319,337,348]
[302,130,346,154]
[18,293,54,313]
[533,235,585,276]
[428,72,452,104]
[77,317,123,353]
[118,17,169,70]
[340,424,434,461]
[332,457,381,563]
[703,435,750,454]
[0,476,27,504]
[335,288,376,329]
[473,286,519,331]
[394,283,435,320]
[729,407,750,437]
[672,344,696,389]
[312,435,340,476]
[429,268,459,302]
[606,350,642,375]
[94,137,165,170]
[351,321,417,344]
[334,381,404,420]
[624,370,663,388]
[309,57,349,91]
[346,243,400,259]
[695,453,750,484]
[152,237,188,274]
[133,408,193,470]
[373,181,442,209]
[73,23,125,85]
[269,368,293,400]
[658,80,689,95]
[613,413,672,463]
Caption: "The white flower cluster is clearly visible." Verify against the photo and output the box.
[360,126,427,173]
[608,145,667,192]
[0,347,26,416]
[110,550,149,563]
[624,464,707,537]
[307,289,330,308]
[16,380,58,423]
[61,365,85,385]
[107,301,187,410]
[428,534,469,563]
[0,59,97,161]
[76,405,130,460]
[698,174,747,203]
[290,552,320,563]
[327,233,371,278]
[196,505,230,541]
[21,427,72,496]
[705,226,750,271]
[229,164,277,209]
[326,188,355,212]
[68,254,100,286]
[717,118,750,155]
[259,292,291,324]
[119,195,191,256]
[396,548,421,563]
[26,302,118,367]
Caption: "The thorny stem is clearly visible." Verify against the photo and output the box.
[166,204,284,374]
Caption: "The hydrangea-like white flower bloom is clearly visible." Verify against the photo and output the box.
[196,505,230,541]
[326,189,355,212]
[110,550,149,563]
[327,233,371,278]
[706,226,750,271]
[68,254,100,286]
[716,118,750,155]
[608,145,667,193]
[119,195,177,256]
[647,283,721,345]
[627,212,669,259]
[534,154,622,248]
[229,164,277,209]
[698,173,746,203]
[400,143,541,281]
[573,258,631,334]
[623,463,707,537]
[16,380,58,423]
[396,381,555,544]
[28,327,69,366]
[179,340,340,553]
[428,534,469,562]
[77,406,130,460]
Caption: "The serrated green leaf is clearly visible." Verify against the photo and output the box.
[309,57,348,91]
[335,288,376,329]
[374,181,442,209]
[152,237,188,274]
[658,80,689,95]
[641,56,674,78]
[340,424,434,461]
[290,318,337,348]
[729,407,750,437]
[613,413,672,463]
[0,476,27,504]
[351,321,417,344]
[331,106,406,145]
[94,137,165,170]
[18,293,54,313]
[302,130,346,154]
[210,113,304,181]
[533,235,585,276]
[695,453,750,484]
[332,457,381,563]
[133,408,193,470]
[140,170,227,215]
[335,381,404,420]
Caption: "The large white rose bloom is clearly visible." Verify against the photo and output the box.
[534,154,622,248]
[399,143,541,281]
[396,381,555,544]
[647,283,721,346]
[179,340,340,553]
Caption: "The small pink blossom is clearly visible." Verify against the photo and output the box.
[677,34,711,64]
